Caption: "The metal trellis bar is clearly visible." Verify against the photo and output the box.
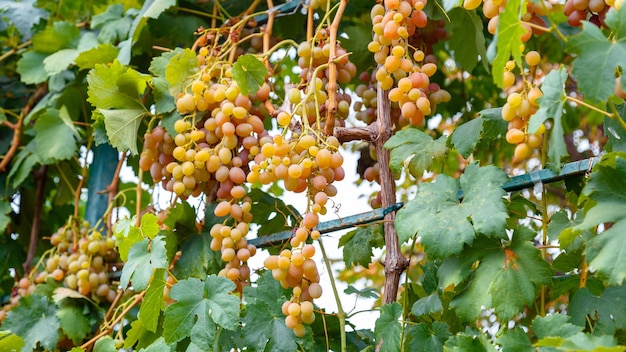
[249,157,598,248]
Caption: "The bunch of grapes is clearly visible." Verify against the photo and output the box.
[500,51,546,161]
[295,37,356,126]
[369,1,451,127]
[263,244,321,337]
[476,0,551,42]
[563,0,613,26]
[0,219,119,322]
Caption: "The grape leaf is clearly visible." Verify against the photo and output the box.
[31,21,80,54]
[444,331,498,352]
[344,285,380,299]
[405,322,451,352]
[242,272,313,351]
[163,276,240,345]
[140,213,160,239]
[114,217,143,261]
[395,163,508,256]
[532,314,582,340]
[249,188,299,236]
[33,108,78,163]
[164,48,198,96]
[0,0,46,39]
[0,199,11,233]
[338,224,384,267]
[605,110,626,153]
[3,294,60,352]
[384,127,448,178]
[576,152,626,229]
[496,327,533,352]
[566,6,626,103]
[451,118,483,158]
[232,54,268,96]
[492,0,525,87]
[411,293,443,317]
[16,50,48,84]
[450,228,551,322]
[91,4,134,44]
[138,337,171,352]
[57,304,91,344]
[374,303,402,352]
[585,220,626,286]
[140,268,166,332]
[94,336,116,352]
[75,43,119,70]
[124,319,163,350]
[0,331,24,352]
[99,108,150,155]
[163,200,199,238]
[528,67,568,170]
[142,0,176,19]
[447,8,488,73]
[120,236,168,291]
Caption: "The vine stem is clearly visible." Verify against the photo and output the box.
[376,87,409,304]
[565,96,614,117]
[318,238,346,352]
[0,40,31,63]
[106,152,127,235]
[263,0,275,57]
[23,166,48,274]
[0,84,48,172]
[324,0,349,137]
[80,291,146,350]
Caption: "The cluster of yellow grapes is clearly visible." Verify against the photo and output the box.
[0,220,118,322]
[264,244,321,337]
[465,0,552,41]
[368,1,451,127]
[501,51,546,161]
[295,39,355,126]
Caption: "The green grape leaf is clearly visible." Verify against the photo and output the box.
[605,110,626,153]
[163,276,240,345]
[164,48,199,96]
[152,77,176,114]
[338,224,383,267]
[492,0,525,87]
[411,293,443,317]
[450,228,551,322]
[99,108,150,155]
[528,67,568,170]
[42,48,79,76]
[140,268,166,332]
[374,303,402,352]
[344,285,380,299]
[0,199,11,233]
[94,336,116,352]
[566,6,626,103]
[444,331,497,352]
[91,4,134,44]
[576,152,626,229]
[532,313,582,340]
[173,203,225,279]
[124,319,162,350]
[87,60,150,154]
[31,21,80,54]
[140,213,160,239]
[16,50,48,84]
[142,0,176,19]
[114,217,143,261]
[496,326,533,352]
[395,163,508,256]
[138,337,171,352]
[242,272,313,351]
[447,8,488,73]
[163,201,199,237]
[249,188,300,236]
[560,333,623,350]
[33,108,78,163]
[0,331,24,352]
[451,117,483,158]
[232,54,268,96]
[384,127,448,178]
[405,322,451,352]
[75,43,119,70]
[57,305,91,344]
[120,236,168,291]
[3,294,60,352]
[585,220,626,286]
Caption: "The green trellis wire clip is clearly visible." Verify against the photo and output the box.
[248,157,598,248]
